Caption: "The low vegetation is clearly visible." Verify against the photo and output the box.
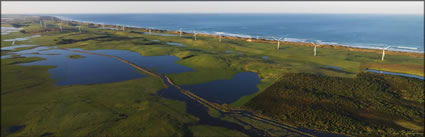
[246,72,424,137]
[67,54,85,59]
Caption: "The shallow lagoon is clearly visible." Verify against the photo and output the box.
[13,47,193,85]
[19,47,147,85]
[182,72,260,104]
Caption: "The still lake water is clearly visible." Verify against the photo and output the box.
[18,47,147,85]
[183,72,260,104]
[53,14,424,52]
[13,47,193,85]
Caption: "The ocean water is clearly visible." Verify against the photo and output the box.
[52,14,424,52]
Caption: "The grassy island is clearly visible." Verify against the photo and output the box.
[67,54,85,59]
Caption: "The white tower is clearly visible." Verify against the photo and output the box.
[193,31,197,40]
[381,47,390,61]
[149,28,152,35]
[311,42,318,56]
[272,37,284,50]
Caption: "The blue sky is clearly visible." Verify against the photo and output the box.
[2,1,423,14]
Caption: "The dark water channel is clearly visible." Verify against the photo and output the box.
[157,86,267,137]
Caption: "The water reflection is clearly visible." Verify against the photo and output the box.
[167,42,185,47]
[13,47,193,85]
[182,72,260,104]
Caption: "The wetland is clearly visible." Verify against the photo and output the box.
[1,15,423,137]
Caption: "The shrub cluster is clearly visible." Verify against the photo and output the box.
[246,72,424,137]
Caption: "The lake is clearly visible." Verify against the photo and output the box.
[13,47,193,85]
[182,72,260,104]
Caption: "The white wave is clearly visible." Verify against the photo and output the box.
[208,32,252,38]
[396,46,418,50]
[313,40,339,45]
[282,38,308,43]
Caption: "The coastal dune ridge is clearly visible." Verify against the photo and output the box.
[50,15,424,56]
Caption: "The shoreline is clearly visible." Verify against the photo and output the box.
[14,15,425,57]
